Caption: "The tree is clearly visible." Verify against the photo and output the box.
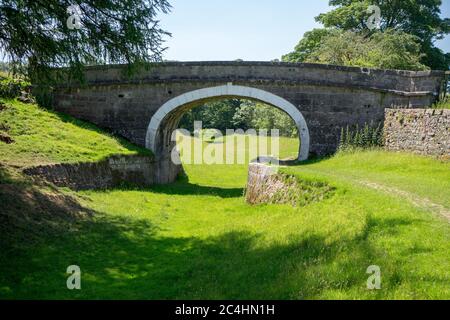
[232,101,298,137]
[248,103,298,137]
[282,28,333,63]
[179,99,242,133]
[290,29,428,71]
[315,0,450,70]
[179,100,298,137]
[231,102,254,131]
[200,99,241,132]
[0,61,10,74]
[0,0,171,81]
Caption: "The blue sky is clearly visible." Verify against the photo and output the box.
[159,0,450,61]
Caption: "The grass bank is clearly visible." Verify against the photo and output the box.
[0,99,149,167]
[0,101,449,299]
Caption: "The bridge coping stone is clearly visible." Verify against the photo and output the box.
[79,61,446,78]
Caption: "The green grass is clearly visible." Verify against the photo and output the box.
[0,104,449,299]
[432,95,450,109]
[0,99,150,167]
[287,149,450,209]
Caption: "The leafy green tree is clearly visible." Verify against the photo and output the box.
[200,99,241,132]
[0,0,171,80]
[233,101,298,137]
[179,99,241,133]
[231,102,254,131]
[282,28,333,63]
[179,100,298,137]
[315,0,450,70]
[316,0,449,38]
[297,29,428,70]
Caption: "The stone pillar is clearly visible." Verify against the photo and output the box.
[245,163,284,204]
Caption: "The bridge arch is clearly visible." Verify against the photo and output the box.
[145,84,310,163]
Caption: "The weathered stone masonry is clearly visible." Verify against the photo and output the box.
[51,61,447,183]
[23,155,156,190]
[384,109,450,158]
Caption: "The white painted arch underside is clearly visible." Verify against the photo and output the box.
[145,84,310,161]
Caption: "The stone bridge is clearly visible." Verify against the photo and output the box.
[52,61,447,183]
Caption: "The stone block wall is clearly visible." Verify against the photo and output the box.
[384,108,450,158]
[52,62,445,158]
[23,154,157,190]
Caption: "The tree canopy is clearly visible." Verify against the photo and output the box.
[284,0,450,70]
[179,100,298,138]
[284,28,428,71]
[316,0,449,40]
[282,29,332,64]
[0,0,171,80]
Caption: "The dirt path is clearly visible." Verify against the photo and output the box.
[295,167,450,222]
[359,181,450,221]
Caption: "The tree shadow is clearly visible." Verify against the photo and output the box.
[149,182,244,198]
[100,173,244,199]
[0,164,93,251]
[0,202,427,299]
[0,214,341,299]
[1,166,446,300]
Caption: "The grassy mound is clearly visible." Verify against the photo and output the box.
[0,99,150,167]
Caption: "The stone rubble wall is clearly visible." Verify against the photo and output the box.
[245,163,284,204]
[245,163,305,205]
[23,154,156,190]
[384,108,450,158]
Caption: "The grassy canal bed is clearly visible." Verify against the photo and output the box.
[0,99,449,299]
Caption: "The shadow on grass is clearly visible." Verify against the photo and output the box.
[294,154,334,166]
[149,182,244,198]
[102,173,244,199]
[0,215,350,299]
[0,165,93,252]
[106,182,243,198]
[0,198,418,299]
[1,166,441,300]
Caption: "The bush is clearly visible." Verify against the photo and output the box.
[0,78,31,99]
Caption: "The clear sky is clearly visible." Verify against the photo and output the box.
[159,0,450,61]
